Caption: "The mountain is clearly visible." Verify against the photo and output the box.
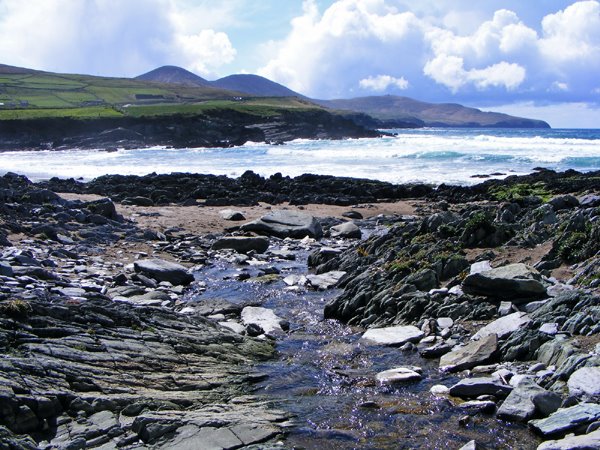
[211,74,304,98]
[315,95,550,129]
[135,65,211,87]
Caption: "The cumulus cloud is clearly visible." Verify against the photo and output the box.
[259,0,600,105]
[359,74,409,91]
[0,0,237,77]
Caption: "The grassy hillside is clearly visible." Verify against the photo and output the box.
[0,65,317,120]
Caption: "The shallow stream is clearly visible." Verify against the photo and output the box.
[191,230,540,449]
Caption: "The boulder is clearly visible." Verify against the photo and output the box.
[361,325,424,346]
[241,306,284,336]
[568,367,600,397]
[240,210,323,239]
[375,367,422,384]
[529,403,600,437]
[449,377,512,399]
[219,209,246,221]
[330,222,361,239]
[497,378,561,422]
[462,263,547,300]
[212,236,269,254]
[0,261,13,277]
[306,271,346,290]
[439,334,498,372]
[471,312,531,341]
[134,258,194,286]
[537,429,600,450]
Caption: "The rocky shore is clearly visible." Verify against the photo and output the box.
[1,168,599,449]
[0,109,380,152]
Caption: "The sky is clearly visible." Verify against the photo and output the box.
[1,0,600,127]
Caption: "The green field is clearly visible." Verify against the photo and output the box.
[0,66,319,120]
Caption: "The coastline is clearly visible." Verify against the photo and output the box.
[0,169,599,448]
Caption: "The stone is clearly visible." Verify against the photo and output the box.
[240,210,323,239]
[497,379,561,422]
[437,317,453,329]
[361,325,424,346]
[580,194,600,208]
[219,321,246,334]
[212,236,270,254]
[540,323,559,335]
[537,429,600,450]
[133,258,193,285]
[375,367,422,384]
[420,342,453,358]
[342,211,363,219]
[458,440,481,450]
[530,404,600,437]
[471,312,531,341]
[449,378,512,399]
[219,209,246,221]
[462,263,547,300]
[306,271,346,290]
[499,301,514,316]
[470,261,492,274]
[0,261,13,277]
[330,222,361,239]
[568,367,600,397]
[457,400,496,414]
[241,306,284,336]
[439,334,498,372]
[430,385,450,395]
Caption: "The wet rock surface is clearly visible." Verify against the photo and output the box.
[1,169,599,449]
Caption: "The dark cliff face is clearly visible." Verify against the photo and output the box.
[0,109,380,151]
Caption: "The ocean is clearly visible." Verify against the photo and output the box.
[1,128,599,185]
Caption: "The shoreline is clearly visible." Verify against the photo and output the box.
[0,170,599,448]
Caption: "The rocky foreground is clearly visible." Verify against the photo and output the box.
[0,169,599,449]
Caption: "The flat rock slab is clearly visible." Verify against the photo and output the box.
[462,263,547,300]
[330,222,361,239]
[471,312,531,341]
[440,334,498,372]
[568,367,600,397]
[241,306,284,336]
[537,428,600,450]
[306,271,346,290]
[361,325,424,346]
[240,210,323,239]
[376,367,422,384]
[134,258,193,286]
[529,403,600,437]
[449,377,513,399]
[212,236,270,254]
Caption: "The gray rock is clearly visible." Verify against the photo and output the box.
[449,377,513,399]
[471,312,530,341]
[539,323,559,335]
[241,306,284,336]
[497,378,561,422]
[361,325,424,346]
[462,263,547,300]
[212,236,269,254]
[240,210,323,239]
[470,260,492,274]
[0,261,13,277]
[568,367,600,397]
[458,440,481,450]
[537,429,600,450]
[530,403,600,437]
[499,301,514,316]
[219,209,246,221]
[330,222,361,239]
[405,268,438,291]
[375,367,422,384]
[306,271,346,290]
[580,194,600,208]
[440,334,498,372]
[134,258,193,285]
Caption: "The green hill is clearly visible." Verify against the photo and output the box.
[0,64,318,120]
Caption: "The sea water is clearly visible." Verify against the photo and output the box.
[1,128,599,185]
